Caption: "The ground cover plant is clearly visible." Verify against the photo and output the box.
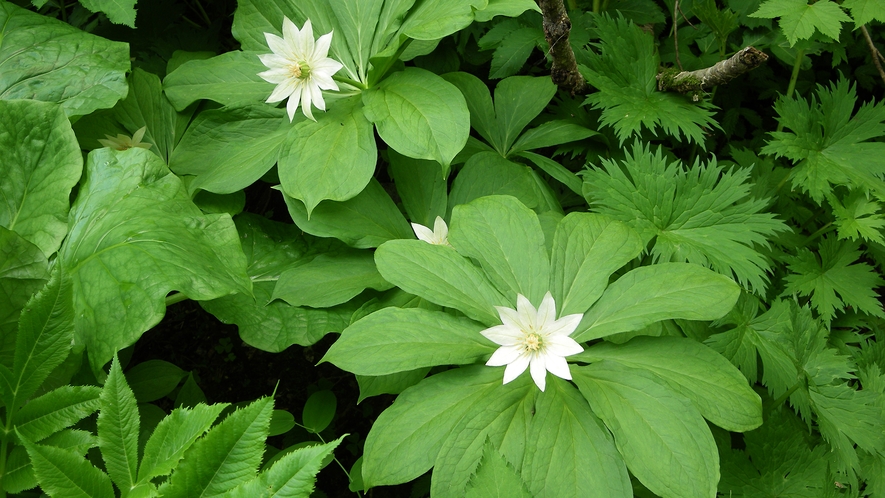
[1,0,884,496]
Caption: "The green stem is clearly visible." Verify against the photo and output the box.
[59,0,67,23]
[592,0,601,13]
[192,0,211,26]
[567,0,578,9]
[333,74,368,90]
[799,221,834,248]
[367,38,413,87]
[165,292,189,307]
[1,415,12,498]
[311,432,361,497]
[770,380,802,413]
[778,49,805,132]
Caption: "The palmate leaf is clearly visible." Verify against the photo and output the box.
[578,14,718,145]
[841,0,885,26]
[583,141,788,294]
[750,0,851,45]
[761,78,885,203]
[783,235,885,322]
[828,191,885,245]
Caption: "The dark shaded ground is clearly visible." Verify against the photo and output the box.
[128,299,427,497]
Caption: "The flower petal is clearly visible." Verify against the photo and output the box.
[480,324,521,346]
[496,305,526,330]
[285,85,302,121]
[545,354,573,381]
[487,345,522,367]
[543,334,584,357]
[529,354,547,391]
[411,222,434,242]
[313,31,334,60]
[300,85,315,121]
[544,313,584,337]
[309,82,326,111]
[295,19,314,58]
[536,291,557,327]
[502,353,531,384]
[265,32,291,59]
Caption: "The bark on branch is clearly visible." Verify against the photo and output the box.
[537,0,587,95]
[656,46,769,97]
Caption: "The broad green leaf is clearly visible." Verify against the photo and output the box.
[274,248,391,307]
[283,179,413,249]
[268,410,295,437]
[174,373,208,409]
[200,214,355,352]
[13,385,102,443]
[279,95,377,215]
[574,263,741,342]
[492,76,556,154]
[356,368,430,402]
[228,436,344,498]
[158,397,273,498]
[79,0,136,27]
[323,307,493,375]
[302,390,336,434]
[18,435,115,498]
[375,240,508,324]
[519,378,631,498]
[842,0,885,26]
[329,0,383,80]
[0,227,49,357]
[488,27,543,80]
[448,153,542,212]
[441,72,498,149]
[390,151,448,227]
[0,265,74,413]
[98,355,140,495]
[0,1,129,116]
[60,148,251,372]
[550,213,643,317]
[449,195,550,304]
[751,0,850,45]
[362,67,469,171]
[576,337,762,431]
[466,441,531,498]
[509,121,597,155]
[163,51,270,111]
[170,105,288,194]
[0,100,82,256]
[362,366,502,487]
[573,362,719,498]
[125,360,186,403]
[399,0,477,40]
[474,0,541,22]
[137,403,228,482]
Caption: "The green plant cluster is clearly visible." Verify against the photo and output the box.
[1,0,884,496]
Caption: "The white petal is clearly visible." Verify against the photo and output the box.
[432,216,448,238]
[258,53,289,69]
[266,82,295,103]
[515,294,538,328]
[496,305,525,330]
[300,85,316,121]
[544,354,573,380]
[486,345,522,366]
[309,81,326,111]
[285,85,303,121]
[536,292,557,327]
[544,313,584,337]
[411,222,434,242]
[529,354,547,391]
[312,58,344,77]
[502,353,531,384]
[258,68,290,84]
[311,71,340,91]
[132,126,147,143]
[282,16,300,43]
[295,19,314,58]
[543,334,584,357]
[313,31,334,60]
[480,324,521,346]
[265,32,291,59]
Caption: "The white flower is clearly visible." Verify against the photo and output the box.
[481,292,584,392]
[258,17,344,122]
[411,216,451,246]
[98,126,152,151]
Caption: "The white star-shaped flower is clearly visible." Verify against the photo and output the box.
[258,17,344,122]
[411,216,451,246]
[481,292,584,391]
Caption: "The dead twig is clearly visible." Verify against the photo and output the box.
[657,46,769,98]
[860,25,885,86]
[537,0,588,95]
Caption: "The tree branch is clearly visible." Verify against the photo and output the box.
[657,46,769,97]
[537,0,587,95]
[860,25,885,86]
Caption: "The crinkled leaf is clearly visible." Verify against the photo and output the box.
[79,0,136,27]
[0,227,49,358]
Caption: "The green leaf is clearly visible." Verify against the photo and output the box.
[0,100,82,256]
[784,236,885,322]
[13,385,102,442]
[583,141,787,294]
[829,191,885,245]
[60,148,251,372]
[390,151,448,227]
[329,0,383,80]
[4,429,96,495]
[18,434,115,498]
[811,384,885,471]
[492,77,557,154]
[199,214,356,352]
[577,337,762,431]
[550,213,643,316]
[574,263,741,342]
[441,72,498,148]
[761,78,885,202]
[361,366,504,488]
[163,51,270,111]
[228,436,344,498]
[125,360,186,403]
[449,195,550,304]
[375,240,507,324]
[279,95,377,215]
[268,410,295,437]
[0,265,74,414]
[573,362,719,498]
[323,307,493,376]
[0,227,49,356]
[78,0,136,27]
[841,0,885,26]
[302,390,336,434]
[137,403,228,482]
[98,355,140,495]
[362,67,469,171]
[0,1,129,116]
[356,368,430,402]
[399,0,477,40]
[488,27,543,80]
[170,105,288,194]
[448,153,548,212]
[474,0,540,22]
[158,397,273,498]
[273,248,392,307]
[517,152,584,196]
[579,15,718,145]
[283,179,413,249]
[751,0,850,44]
[508,121,597,156]
[466,442,531,498]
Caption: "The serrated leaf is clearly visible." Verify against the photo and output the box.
[489,27,543,79]
[137,403,228,482]
[751,0,850,44]
[811,383,885,471]
[98,355,140,495]
[0,1,129,116]
[18,434,115,498]
[79,0,136,27]
[0,100,82,257]
[229,436,344,497]
[158,397,273,498]
[60,148,251,373]
[322,307,493,376]
[829,191,885,245]
[842,0,885,26]
[466,441,531,498]
[0,228,49,359]
[13,385,102,443]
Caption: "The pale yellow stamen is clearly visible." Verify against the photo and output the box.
[522,332,542,352]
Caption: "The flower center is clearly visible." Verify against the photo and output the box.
[522,332,543,353]
[289,61,311,80]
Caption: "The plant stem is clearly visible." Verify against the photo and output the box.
[333,75,368,90]
[778,48,804,132]
[191,0,211,26]
[59,0,67,23]
[165,292,189,307]
[592,0,600,13]
[799,221,834,248]
[1,415,11,498]
[367,38,412,87]
[770,380,802,411]
[314,433,361,497]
